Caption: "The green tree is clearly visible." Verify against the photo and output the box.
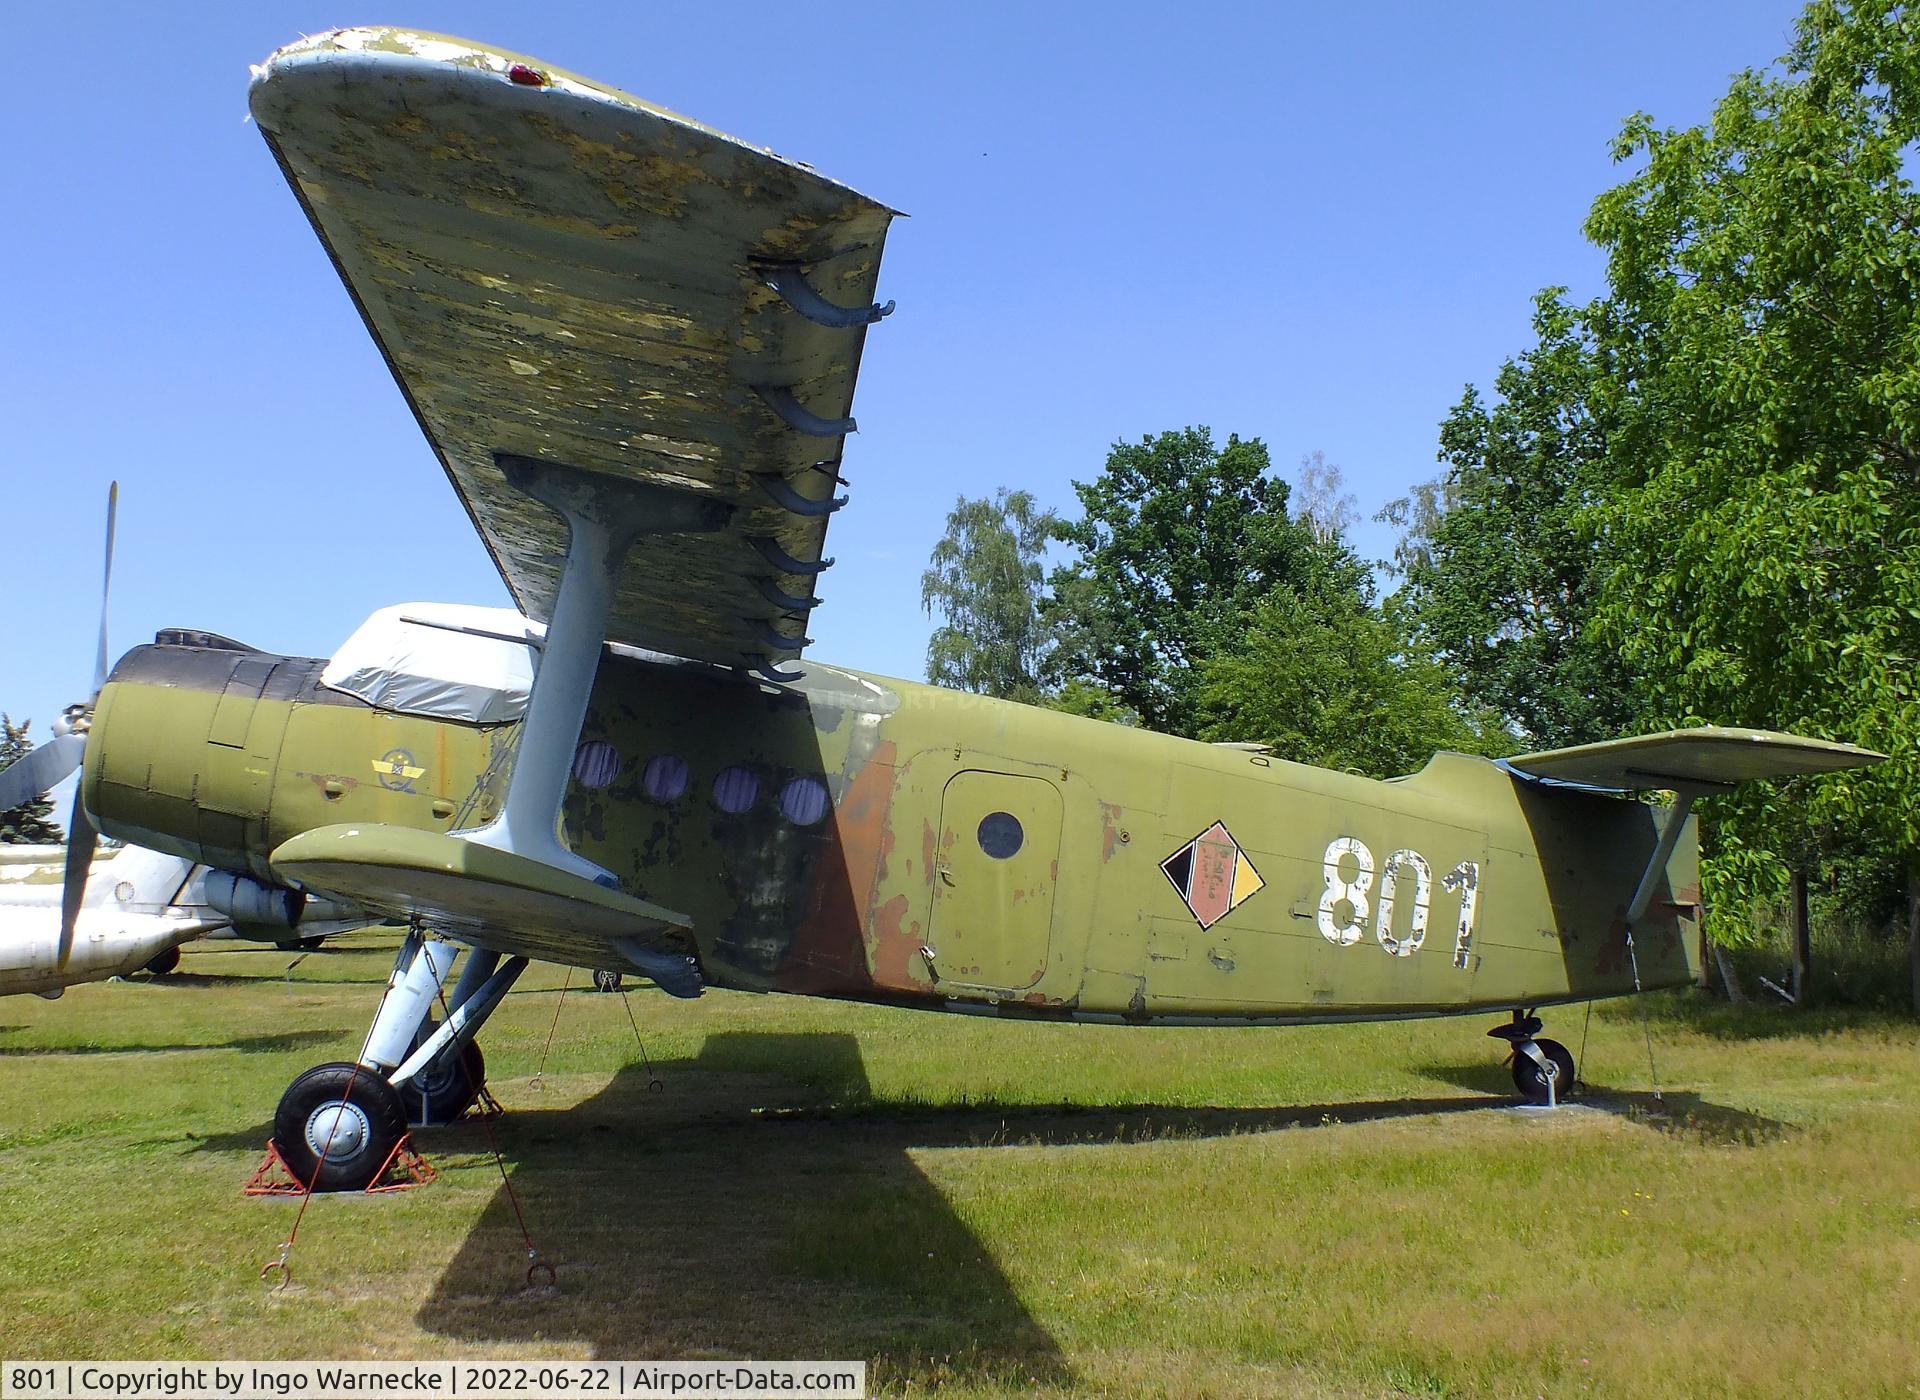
[1385,292,1640,749]
[1375,475,1457,581]
[1196,589,1509,778]
[1293,449,1358,543]
[1581,0,1920,946]
[1,716,65,845]
[920,488,1059,701]
[1041,677,1139,726]
[1049,427,1361,735]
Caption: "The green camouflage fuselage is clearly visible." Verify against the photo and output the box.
[84,640,1700,1023]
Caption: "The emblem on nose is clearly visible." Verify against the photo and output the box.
[371,749,425,794]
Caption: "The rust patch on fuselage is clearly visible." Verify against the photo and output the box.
[868,893,925,991]
[774,739,899,995]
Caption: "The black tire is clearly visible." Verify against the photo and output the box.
[397,1039,486,1127]
[592,969,624,994]
[271,1062,408,1192]
[1511,1037,1577,1103]
[143,945,181,976]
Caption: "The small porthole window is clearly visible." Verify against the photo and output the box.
[977,811,1024,859]
[779,776,831,826]
[642,754,690,802]
[712,766,761,815]
[572,740,621,789]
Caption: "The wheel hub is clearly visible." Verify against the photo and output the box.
[305,1100,372,1162]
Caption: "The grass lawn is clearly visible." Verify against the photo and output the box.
[0,932,1916,1398]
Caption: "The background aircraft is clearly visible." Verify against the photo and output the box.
[0,839,366,998]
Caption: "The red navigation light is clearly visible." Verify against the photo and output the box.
[507,64,546,87]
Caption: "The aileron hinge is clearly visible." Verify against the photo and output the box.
[750,658,807,685]
[753,385,856,438]
[756,473,848,518]
[745,618,814,651]
[755,577,820,612]
[750,536,834,576]
[757,262,894,329]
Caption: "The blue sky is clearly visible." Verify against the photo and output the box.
[3,2,1812,744]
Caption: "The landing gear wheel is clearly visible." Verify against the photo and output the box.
[592,969,623,994]
[143,945,181,976]
[1511,1037,1576,1104]
[271,1062,408,1192]
[399,1040,486,1126]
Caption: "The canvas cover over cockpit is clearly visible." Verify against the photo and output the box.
[321,603,538,724]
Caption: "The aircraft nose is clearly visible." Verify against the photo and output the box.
[84,641,297,881]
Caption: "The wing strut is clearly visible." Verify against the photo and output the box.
[463,451,729,887]
[1624,790,1700,930]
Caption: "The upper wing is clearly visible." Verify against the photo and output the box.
[1505,726,1885,792]
[249,29,898,678]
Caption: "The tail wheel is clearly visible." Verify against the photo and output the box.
[399,1039,486,1126]
[143,945,181,976]
[592,969,623,994]
[272,1062,408,1192]
[1511,1037,1577,1103]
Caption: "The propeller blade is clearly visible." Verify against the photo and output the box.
[59,794,99,969]
[94,481,118,694]
[0,732,85,812]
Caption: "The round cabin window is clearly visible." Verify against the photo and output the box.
[571,740,622,790]
[712,766,761,815]
[977,811,1024,859]
[641,754,690,802]
[779,776,831,827]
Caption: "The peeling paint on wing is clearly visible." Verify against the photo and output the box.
[249,28,898,668]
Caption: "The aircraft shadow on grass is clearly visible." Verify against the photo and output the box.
[408,1034,1518,1379]
[1415,1060,1793,1145]
[198,1029,1754,1381]
[413,1031,1074,1384]
[0,1028,339,1057]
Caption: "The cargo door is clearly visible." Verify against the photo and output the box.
[928,770,1061,992]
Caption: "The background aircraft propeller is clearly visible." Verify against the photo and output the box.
[0,482,116,967]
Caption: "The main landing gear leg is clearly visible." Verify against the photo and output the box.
[1488,1010,1576,1106]
[271,934,528,1189]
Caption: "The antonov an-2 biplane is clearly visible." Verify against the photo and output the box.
[0,29,1882,1188]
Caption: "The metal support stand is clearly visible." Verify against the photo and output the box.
[243,1134,436,1197]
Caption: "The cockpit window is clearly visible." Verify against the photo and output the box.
[320,603,537,723]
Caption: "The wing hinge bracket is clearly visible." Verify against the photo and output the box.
[756,472,848,518]
[754,577,820,612]
[750,535,833,576]
[753,385,857,437]
[756,261,894,329]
